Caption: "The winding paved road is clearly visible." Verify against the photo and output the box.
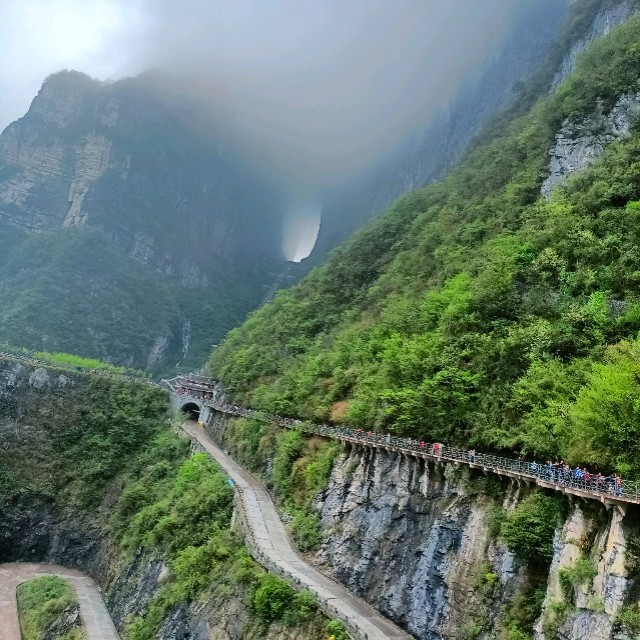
[0,563,119,640]
[182,420,411,640]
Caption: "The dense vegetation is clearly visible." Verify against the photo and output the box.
[0,371,169,506]
[115,447,333,639]
[0,225,263,377]
[211,13,640,477]
[17,576,85,640]
[0,363,336,639]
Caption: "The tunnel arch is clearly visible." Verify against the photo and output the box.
[180,402,201,420]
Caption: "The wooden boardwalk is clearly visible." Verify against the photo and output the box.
[169,375,639,513]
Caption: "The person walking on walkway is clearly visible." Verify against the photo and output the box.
[615,474,623,497]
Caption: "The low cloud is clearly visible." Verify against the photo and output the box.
[0,1,534,259]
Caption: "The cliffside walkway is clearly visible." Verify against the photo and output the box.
[181,420,411,640]
[0,563,119,640]
[169,375,640,512]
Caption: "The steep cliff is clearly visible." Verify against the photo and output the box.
[309,0,637,266]
[0,359,330,640]
[209,10,640,481]
[314,446,635,640]
[0,71,285,375]
[208,413,640,640]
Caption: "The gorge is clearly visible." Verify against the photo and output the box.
[6,1,640,640]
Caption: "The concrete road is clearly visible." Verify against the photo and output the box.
[183,420,412,640]
[0,563,119,640]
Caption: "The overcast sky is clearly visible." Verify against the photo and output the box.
[0,0,529,259]
[0,1,521,164]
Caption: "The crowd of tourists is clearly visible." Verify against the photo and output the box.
[176,380,632,501]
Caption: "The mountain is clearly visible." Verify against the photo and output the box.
[210,2,640,478]
[0,1,623,375]
[308,0,635,266]
[0,71,285,374]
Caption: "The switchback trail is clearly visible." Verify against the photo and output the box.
[182,420,412,640]
[0,563,119,640]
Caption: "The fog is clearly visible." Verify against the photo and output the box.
[0,0,531,261]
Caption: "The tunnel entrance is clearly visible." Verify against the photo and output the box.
[180,402,201,420]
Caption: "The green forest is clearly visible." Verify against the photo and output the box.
[211,13,640,478]
[0,368,333,639]
[0,225,261,377]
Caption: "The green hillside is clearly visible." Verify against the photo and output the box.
[0,71,283,376]
[211,14,640,476]
[0,225,260,375]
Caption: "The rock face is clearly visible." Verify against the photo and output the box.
[552,1,635,88]
[542,93,640,197]
[0,71,285,373]
[40,604,83,640]
[312,447,520,639]
[0,71,280,280]
[533,506,629,639]
[308,444,637,640]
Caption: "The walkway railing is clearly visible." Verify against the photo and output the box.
[173,377,639,506]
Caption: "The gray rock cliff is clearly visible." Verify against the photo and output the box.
[311,445,637,640]
[542,93,640,197]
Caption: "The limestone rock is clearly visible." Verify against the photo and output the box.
[542,93,640,197]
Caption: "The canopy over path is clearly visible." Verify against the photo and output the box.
[0,563,119,640]
[168,375,639,514]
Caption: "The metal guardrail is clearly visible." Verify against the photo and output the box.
[173,376,639,506]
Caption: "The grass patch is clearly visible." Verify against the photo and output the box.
[17,576,84,640]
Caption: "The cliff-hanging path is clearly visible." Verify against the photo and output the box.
[169,375,638,512]
[181,420,412,640]
[0,563,119,640]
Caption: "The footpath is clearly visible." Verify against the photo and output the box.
[0,563,119,640]
[182,420,411,640]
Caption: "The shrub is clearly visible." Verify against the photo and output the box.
[326,619,350,640]
[558,556,597,599]
[291,510,323,551]
[283,590,318,626]
[618,603,640,633]
[501,493,563,563]
[458,622,482,640]
[542,599,573,637]
[252,575,295,624]
[587,596,605,613]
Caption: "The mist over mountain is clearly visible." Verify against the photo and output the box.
[0,0,606,374]
[9,4,640,640]
[0,0,558,263]
[0,70,286,373]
